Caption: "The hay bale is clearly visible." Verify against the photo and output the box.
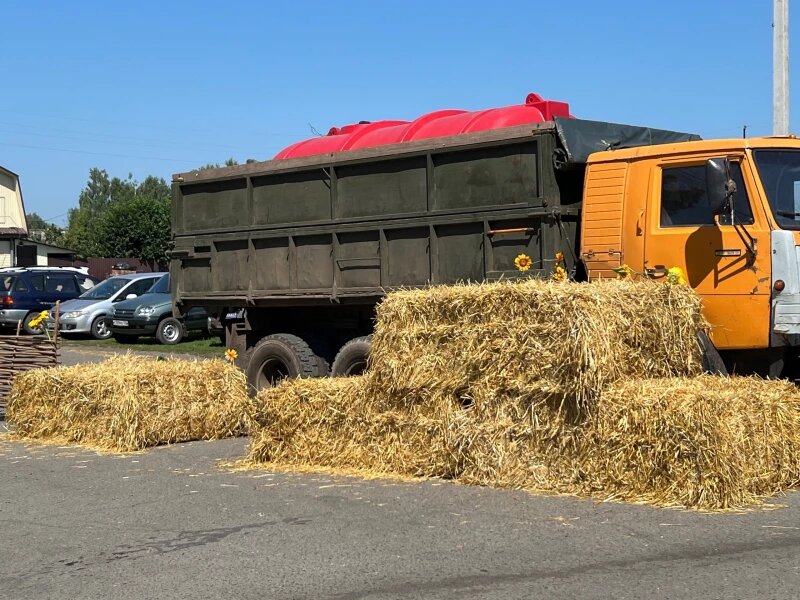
[246,373,800,510]
[581,376,800,509]
[7,355,253,452]
[443,385,584,492]
[368,279,705,412]
[249,377,458,478]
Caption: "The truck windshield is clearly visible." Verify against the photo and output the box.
[79,277,127,300]
[753,150,800,230]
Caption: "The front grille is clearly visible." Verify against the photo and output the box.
[114,308,135,318]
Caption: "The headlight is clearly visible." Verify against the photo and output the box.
[135,306,156,317]
[62,311,86,319]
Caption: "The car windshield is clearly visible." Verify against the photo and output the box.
[753,150,800,230]
[147,274,169,294]
[1,275,15,292]
[79,277,128,300]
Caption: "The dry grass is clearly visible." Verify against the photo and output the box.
[249,377,456,478]
[579,376,800,509]
[246,374,800,510]
[244,280,800,510]
[369,279,705,413]
[7,355,253,452]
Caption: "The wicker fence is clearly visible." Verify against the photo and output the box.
[0,337,61,410]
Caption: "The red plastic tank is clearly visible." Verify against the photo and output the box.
[274,93,572,160]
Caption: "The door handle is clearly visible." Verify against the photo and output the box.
[645,266,669,278]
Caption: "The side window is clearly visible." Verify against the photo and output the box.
[13,278,29,292]
[77,275,95,291]
[660,163,754,227]
[29,274,45,292]
[128,278,157,297]
[45,274,79,294]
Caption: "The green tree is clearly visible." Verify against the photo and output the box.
[43,223,67,247]
[64,169,172,259]
[94,195,171,265]
[25,212,47,229]
[198,157,240,170]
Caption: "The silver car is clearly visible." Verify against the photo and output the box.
[49,272,165,339]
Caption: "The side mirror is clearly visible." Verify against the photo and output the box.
[126,293,137,300]
[706,157,736,217]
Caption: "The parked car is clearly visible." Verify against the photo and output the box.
[0,267,100,334]
[46,272,165,339]
[108,274,208,345]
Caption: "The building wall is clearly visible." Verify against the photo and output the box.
[0,239,11,268]
[0,171,26,233]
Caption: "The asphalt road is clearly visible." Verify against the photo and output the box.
[1,431,799,600]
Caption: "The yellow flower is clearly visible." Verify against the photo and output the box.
[514,253,532,272]
[28,310,49,328]
[555,251,565,263]
[552,265,567,282]
[666,266,687,285]
[612,265,635,280]
[225,348,238,362]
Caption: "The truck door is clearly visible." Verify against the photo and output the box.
[644,157,771,349]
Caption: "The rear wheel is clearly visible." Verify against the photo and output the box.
[91,316,112,340]
[156,317,185,345]
[246,333,328,393]
[22,312,44,335]
[330,336,372,377]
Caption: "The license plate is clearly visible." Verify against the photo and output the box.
[225,310,244,320]
[112,320,129,327]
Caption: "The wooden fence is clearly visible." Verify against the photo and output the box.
[0,336,61,410]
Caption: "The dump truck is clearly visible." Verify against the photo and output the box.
[170,92,800,390]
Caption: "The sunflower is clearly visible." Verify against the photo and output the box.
[514,253,532,272]
[225,348,238,362]
[666,266,687,285]
[552,265,568,282]
[613,264,635,280]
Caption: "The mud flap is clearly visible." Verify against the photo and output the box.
[697,331,728,376]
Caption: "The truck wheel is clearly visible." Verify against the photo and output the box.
[246,333,328,392]
[330,336,372,377]
[156,317,185,345]
[91,316,112,340]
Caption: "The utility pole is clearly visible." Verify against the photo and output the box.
[774,0,790,135]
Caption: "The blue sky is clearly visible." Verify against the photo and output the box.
[0,1,792,224]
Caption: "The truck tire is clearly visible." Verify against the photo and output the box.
[246,333,328,392]
[156,317,185,345]
[330,336,372,377]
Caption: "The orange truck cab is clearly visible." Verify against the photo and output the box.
[581,137,800,376]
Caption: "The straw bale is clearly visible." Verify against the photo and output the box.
[249,377,458,478]
[246,373,800,509]
[7,355,253,452]
[579,376,800,509]
[368,279,705,413]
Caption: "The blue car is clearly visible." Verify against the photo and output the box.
[0,267,100,334]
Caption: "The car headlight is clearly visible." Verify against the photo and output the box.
[62,311,86,319]
[135,306,156,317]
